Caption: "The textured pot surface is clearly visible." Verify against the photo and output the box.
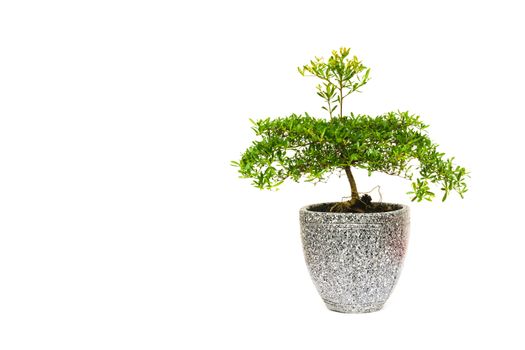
[300,203,410,313]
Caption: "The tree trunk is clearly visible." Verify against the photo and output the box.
[344,166,359,204]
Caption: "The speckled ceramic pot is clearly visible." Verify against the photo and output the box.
[300,203,409,313]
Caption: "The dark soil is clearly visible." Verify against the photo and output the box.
[309,195,401,213]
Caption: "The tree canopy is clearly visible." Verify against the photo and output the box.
[232,48,468,203]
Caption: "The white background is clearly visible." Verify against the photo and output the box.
[1,0,524,349]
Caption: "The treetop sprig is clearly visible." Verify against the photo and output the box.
[298,47,370,118]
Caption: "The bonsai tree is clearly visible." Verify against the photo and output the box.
[232,47,468,212]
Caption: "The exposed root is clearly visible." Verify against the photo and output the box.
[329,194,373,213]
[329,200,357,213]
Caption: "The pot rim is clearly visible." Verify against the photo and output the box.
[300,202,409,216]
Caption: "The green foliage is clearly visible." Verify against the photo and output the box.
[298,47,370,118]
[233,111,467,201]
[232,47,468,202]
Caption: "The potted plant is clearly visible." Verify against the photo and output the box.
[232,47,468,313]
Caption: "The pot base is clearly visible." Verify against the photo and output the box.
[324,300,384,313]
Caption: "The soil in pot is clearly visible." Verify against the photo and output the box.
[310,195,400,213]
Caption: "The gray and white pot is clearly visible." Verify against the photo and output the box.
[299,203,410,313]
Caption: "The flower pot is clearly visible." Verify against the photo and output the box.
[299,203,410,313]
